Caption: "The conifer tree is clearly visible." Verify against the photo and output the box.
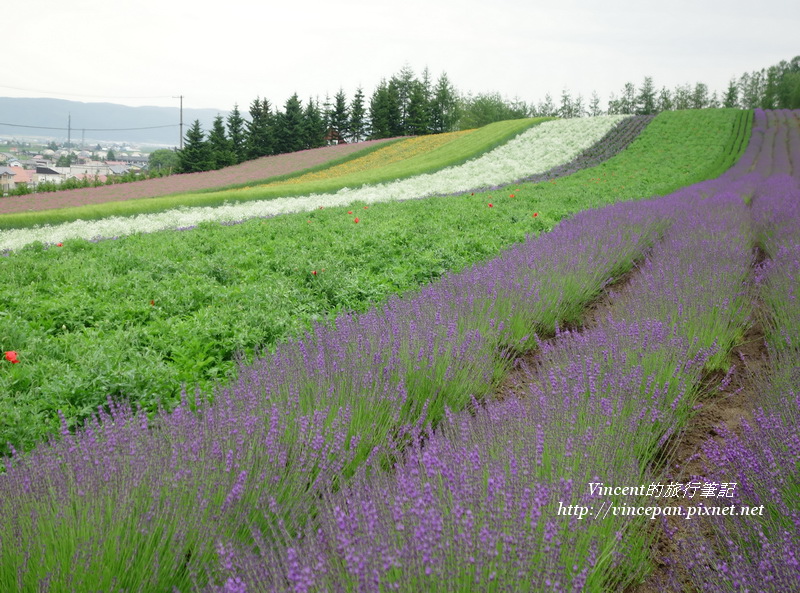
[429,72,459,133]
[673,84,692,110]
[208,115,235,169]
[617,82,636,114]
[572,93,585,118]
[722,80,739,108]
[329,89,350,141]
[636,76,657,115]
[392,65,416,133]
[386,79,404,136]
[247,97,275,158]
[349,86,367,142]
[538,93,557,117]
[657,87,673,112]
[303,97,327,149]
[369,81,390,139]
[275,93,305,153]
[559,89,573,118]
[369,80,402,139]
[406,80,430,135]
[588,91,603,117]
[691,82,709,109]
[226,104,247,163]
[178,120,212,173]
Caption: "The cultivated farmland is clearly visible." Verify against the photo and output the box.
[1,108,798,592]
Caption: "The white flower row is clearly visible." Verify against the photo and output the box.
[0,116,628,252]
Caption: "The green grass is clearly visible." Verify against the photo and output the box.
[0,109,750,455]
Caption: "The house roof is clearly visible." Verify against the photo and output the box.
[0,166,15,176]
[8,167,33,183]
[35,166,60,175]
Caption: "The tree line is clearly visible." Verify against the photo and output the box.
[173,57,800,174]
[176,66,460,173]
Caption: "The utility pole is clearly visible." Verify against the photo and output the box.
[173,95,184,150]
[67,113,72,149]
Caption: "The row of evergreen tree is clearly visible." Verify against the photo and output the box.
[177,66,460,173]
[176,57,800,174]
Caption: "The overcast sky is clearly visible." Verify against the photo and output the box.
[3,0,799,113]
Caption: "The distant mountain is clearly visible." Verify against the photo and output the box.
[0,97,227,146]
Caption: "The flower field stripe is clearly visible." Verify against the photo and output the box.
[0,118,540,231]
[257,129,475,187]
[446,114,655,195]
[0,138,399,217]
[0,116,621,250]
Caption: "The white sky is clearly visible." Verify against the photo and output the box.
[3,0,799,112]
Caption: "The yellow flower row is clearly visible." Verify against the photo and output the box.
[264,130,472,187]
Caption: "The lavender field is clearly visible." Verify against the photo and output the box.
[1,109,798,592]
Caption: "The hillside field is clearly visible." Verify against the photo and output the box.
[1,108,798,592]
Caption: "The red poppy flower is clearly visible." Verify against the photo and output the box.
[312,270,317,276]
[533,212,538,217]
[4,351,19,364]
[488,203,493,208]
[363,206,368,209]
[150,300,155,306]
[348,211,352,214]
[510,194,515,198]
[354,217,360,223]
[56,243,63,247]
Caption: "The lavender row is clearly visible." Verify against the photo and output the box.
[669,176,800,591]
[0,197,665,591]
[205,182,758,591]
[728,109,800,180]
